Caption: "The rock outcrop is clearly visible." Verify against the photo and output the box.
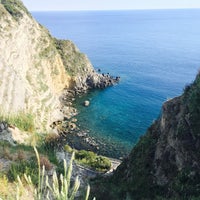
[55,39,119,94]
[93,73,200,199]
[0,0,118,132]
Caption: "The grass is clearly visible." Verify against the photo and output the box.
[14,147,92,200]
[0,144,93,199]
[0,109,35,133]
[0,175,16,199]
[7,158,38,184]
[0,141,56,182]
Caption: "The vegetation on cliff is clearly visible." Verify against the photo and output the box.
[1,0,31,20]
[184,72,200,137]
[92,73,200,200]
[0,110,35,132]
[65,145,111,172]
[55,39,91,77]
[0,143,92,199]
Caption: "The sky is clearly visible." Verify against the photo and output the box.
[21,0,200,11]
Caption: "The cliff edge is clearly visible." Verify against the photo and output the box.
[93,72,200,199]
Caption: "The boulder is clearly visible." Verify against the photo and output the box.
[83,100,90,107]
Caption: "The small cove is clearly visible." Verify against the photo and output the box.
[33,9,200,158]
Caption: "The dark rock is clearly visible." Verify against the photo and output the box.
[0,122,8,132]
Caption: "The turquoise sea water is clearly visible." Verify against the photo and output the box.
[33,9,200,158]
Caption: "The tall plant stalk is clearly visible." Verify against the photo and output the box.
[15,147,92,200]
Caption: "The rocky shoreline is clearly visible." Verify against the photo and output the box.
[0,70,120,157]
[51,72,124,158]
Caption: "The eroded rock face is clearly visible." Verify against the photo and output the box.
[0,2,71,131]
[153,79,200,188]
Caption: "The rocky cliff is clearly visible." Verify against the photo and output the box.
[93,73,200,199]
[0,0,116,132]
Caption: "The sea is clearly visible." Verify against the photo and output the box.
[32,9,200,158]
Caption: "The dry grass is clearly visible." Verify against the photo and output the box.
[39,156,52,171]
[0,175,34,199]
[0,146,93,200]
[0,175,16,199]
[2,147,13,160]
[17,150,26,161]
[45,133,60,143]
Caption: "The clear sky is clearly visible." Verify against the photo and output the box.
[21,0,200,11]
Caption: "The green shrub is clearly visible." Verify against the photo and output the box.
[75,150,111,172]
[76,150,96,160]
[91,156,111,171]
[64,144,73,153]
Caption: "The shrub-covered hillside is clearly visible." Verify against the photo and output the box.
[92,72,200,200]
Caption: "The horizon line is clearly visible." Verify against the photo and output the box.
[29,7,200,12]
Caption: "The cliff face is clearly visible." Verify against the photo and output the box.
[93,73,200,200]
[0,0,111,132]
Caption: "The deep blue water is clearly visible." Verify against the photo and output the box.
[32,9,200,157]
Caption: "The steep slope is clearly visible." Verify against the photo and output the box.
[93,73,200,200]
[0,0,70,131]
[0,0,114,132]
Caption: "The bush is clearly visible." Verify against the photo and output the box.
[76,150,96,160]
[64,144,73,153]
[91,156,111,171]
[75,150,111,172]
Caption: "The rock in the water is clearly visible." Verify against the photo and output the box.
[68,122,76,130]
[83,100,90,107]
